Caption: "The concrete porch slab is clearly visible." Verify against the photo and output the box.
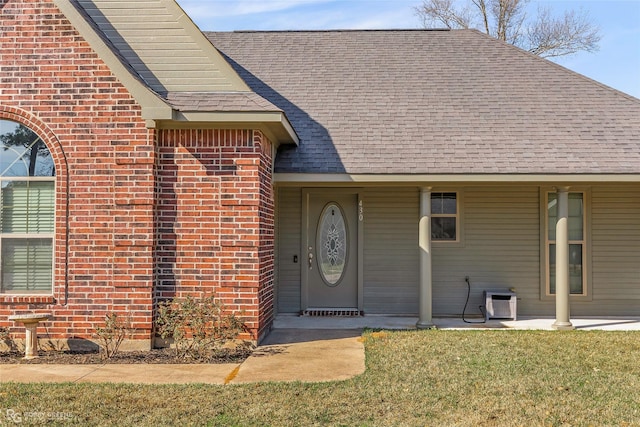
[273,314,640,331]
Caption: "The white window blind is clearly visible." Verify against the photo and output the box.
[1,238,52,292]
[1,181,54,233]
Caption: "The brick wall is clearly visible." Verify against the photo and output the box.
[255,131,275,340]
[0,0,276,346]
[155,129,276,341]
[0,0,155,346]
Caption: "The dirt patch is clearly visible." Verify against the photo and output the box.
[0,347,253,364]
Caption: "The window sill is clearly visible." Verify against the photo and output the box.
[0,295,56,305]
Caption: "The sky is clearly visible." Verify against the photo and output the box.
[175,0,640,99]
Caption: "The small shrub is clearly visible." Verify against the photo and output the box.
[94,313,132,360]
[155,294,246,361]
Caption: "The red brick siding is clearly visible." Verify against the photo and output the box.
[155,129,275,340]
[0,0,154,341]
[255,131,275,340]
[0,0,276,344]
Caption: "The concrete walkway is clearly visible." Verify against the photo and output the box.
[0,328,365,385]
[2,316,640,385]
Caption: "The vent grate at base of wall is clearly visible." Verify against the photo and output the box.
[302,309,363,317]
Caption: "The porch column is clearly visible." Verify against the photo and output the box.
[417,187,435,329]
[552,186,574,330]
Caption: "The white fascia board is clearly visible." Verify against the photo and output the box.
[274,173,640,185]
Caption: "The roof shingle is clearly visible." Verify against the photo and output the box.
[165,91,282,112]
[206,29,640,175]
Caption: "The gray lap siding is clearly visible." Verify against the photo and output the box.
[275,184,640,317]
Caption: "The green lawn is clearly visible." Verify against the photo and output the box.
[2,330,640,426]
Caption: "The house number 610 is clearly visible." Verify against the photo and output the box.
[358,200,364,221]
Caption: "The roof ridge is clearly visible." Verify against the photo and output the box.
[205,28,452,34]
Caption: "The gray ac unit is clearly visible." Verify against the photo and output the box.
[484,290,517,321]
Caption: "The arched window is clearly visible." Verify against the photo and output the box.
[0,119,55,294]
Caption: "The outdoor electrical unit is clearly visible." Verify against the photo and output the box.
[483,290,517,321]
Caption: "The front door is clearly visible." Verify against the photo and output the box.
[302,190,359,310]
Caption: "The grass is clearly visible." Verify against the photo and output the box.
[2,330,640,426]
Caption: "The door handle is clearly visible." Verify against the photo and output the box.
[308,251,313,268]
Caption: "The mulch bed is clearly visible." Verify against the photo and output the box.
[0,347,253,364]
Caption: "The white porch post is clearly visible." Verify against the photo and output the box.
[552,186,574,330]
[417,187,435,329]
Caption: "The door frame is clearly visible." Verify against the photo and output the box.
[301,188,364,311]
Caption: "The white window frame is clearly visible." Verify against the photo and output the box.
[0,120,55,295]
[431,191,460,244]
[541,188,591,300]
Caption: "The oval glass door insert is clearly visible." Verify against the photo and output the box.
[317,202,348,286]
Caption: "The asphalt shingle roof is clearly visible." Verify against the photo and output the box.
[165,92,282,112]
[206,29,640,175]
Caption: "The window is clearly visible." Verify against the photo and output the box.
[0,119,55,294]
[431,192,457,241]
[546,191,586,296]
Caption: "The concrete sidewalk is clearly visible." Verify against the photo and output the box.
[3,316,640,385]
[0,329,365,385]
[1,362,238,385]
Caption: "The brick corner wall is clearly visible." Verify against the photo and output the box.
[155,129,276,341]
